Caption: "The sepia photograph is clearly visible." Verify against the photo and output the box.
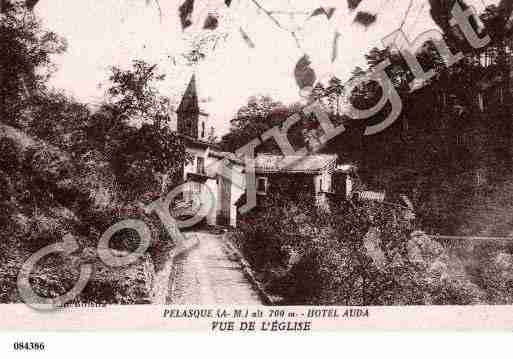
[3,0,513,334]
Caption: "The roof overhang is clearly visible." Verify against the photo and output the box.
[250,156,338,175]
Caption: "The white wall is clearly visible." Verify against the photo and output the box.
[230,164,246,227]
[314,171,333,193]
[183,147,205,202]
[346,175,353,198]
[204,177,218,226]
[183,145,246,227]
[198,113,214,142]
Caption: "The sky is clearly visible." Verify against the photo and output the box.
[36,0,494,136]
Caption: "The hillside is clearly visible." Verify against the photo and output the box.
[0,123,166,305]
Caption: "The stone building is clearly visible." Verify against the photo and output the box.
[173,74,244,227]
[173,74,357,227]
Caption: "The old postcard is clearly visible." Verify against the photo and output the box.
[2,0,513,334]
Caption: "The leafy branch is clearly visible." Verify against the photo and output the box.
[247,0,303,49]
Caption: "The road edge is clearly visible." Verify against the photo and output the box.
[221,231,275,305]
[150,236,200,304]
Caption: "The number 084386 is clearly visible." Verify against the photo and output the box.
[13,342,45,351]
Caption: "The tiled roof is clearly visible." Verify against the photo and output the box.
[254,154,338,174]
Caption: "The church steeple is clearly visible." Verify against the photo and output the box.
[177,74,199,138]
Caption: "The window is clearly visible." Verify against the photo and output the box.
[201,121,206,139]
[256,177,268,194]
[197,157,205,174]
[477,92,484,111]
[498,87,504,105]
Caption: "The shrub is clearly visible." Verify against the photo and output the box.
[235,192,489,305]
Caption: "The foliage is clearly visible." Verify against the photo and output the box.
[0,5,184,304]
[0,123,172,304]
[323,0,513,236]
[234,192,488,305]
[90,108,187,199]
[353,12,377,27]
[101,61,190,199]
[220,95,305,153]
[23,91,91,151]
[0,1,66,126]
[107,60,168,124]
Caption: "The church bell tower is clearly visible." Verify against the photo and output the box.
[176,74,200,139]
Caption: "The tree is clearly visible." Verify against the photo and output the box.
[24,91,90,152]
[219,95,312,155]
[104,61,189,199]
[220,95,286,153]
[107,60,169,125]
[0,1,66,126]
[480,4,513,168]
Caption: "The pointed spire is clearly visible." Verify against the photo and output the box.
[177,74,200,138]
[177,74,199,115]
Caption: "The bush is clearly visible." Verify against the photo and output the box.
[234,193,490,305]
[0,124,172,305]
[465,241,513,304]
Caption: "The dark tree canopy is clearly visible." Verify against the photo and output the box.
[0,1,66,126]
